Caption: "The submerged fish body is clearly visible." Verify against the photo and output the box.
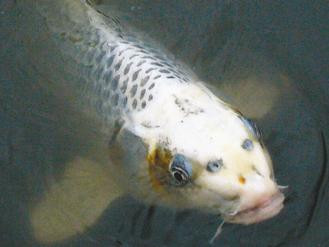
[29,0,284,242]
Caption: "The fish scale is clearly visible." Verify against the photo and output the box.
[53,7,190,125]
[98,43,187,115]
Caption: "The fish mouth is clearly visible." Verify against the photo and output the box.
[224,191,285,225]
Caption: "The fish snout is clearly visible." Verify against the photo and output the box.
[225,181,285,225]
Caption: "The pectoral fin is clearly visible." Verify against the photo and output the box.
[30,156,122,244]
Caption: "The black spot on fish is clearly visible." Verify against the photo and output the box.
[124,62,133,75]
[171,71,181,79]
[111,17,121,25]
[141,101,146,109]
[154,55,166,61]
[159,69,170,74]
[166,76,175,79]
[162,61,174,68]
[142,55,157,61]
[140,89,146,99]
[110,45,118,53]
[148,83,155,90]
[114,58,123,71]
[112,75,120,90]
[151,62,163,67]
[107,55,115,67]
[121,78,128,93]
[140,76,150,86]
[129,54,138,60]
[146,68,156,74]
[118,49,124,56]
[137,60,147,67]
[130,84,138,97]
[148,94,153,101]
[132,69,141,81]
[178,69,187,75]
[153,75,161,80]
[132,99,137,109]
[168,68,177,73]
[134,44,143,49]
[139,50,148,55]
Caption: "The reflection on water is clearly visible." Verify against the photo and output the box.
[0,0,328,246]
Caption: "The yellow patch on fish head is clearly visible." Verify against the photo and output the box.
[146,143,173,193]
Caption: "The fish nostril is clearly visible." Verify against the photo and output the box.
[242,139,253,151]
[238,175,246,184]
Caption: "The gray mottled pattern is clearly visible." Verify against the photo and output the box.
[70,12,192,120]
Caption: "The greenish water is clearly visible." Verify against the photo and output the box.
[0,0,328,246]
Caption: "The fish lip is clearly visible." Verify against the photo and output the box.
[224,191,285,225]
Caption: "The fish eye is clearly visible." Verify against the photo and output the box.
[169,154,192,186]
[207,159,223,173]
[240,116,262,140]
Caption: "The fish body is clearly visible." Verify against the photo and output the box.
[28,0,284,242]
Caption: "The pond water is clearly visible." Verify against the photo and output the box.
[0,0,328,246]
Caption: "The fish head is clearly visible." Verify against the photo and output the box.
[121,82,284,225]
